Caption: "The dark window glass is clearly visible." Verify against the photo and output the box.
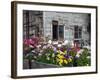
[59,25,64,40]
[74,32,78,38]
[74,25,82,39]
[52,21,64,41]
[75,26,78,31]
[79,32,82,38]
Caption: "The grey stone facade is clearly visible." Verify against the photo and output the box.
[43,11,90,44]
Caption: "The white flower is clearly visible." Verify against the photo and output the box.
[34,56,37,59]
[70,41,74,47]
[47,57,50,60]
[31,60,35,62]
[64,40,68,45]
[37,45,41,48]
[58,44,62,47]
[53,41,58,45]
[87,56,91,59]
[48,40,52,44]
[47,44,51,47]
[77,49,84,54]
[83,46,91,50]
[76,54,80,58]
[62,42,67,46]
[43,46,47,49]
[62,43,65,46]
[29,45,34,48]
[40,50,43,53]
[31,50,35,53]
[38,53,42,56]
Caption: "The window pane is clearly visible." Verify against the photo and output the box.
[59,25,64,40]
[75,26,78,31]
[52,20,58,40]
[79,27,82,32]
[74,25,82,39]
[79,31,82,38]
[74,32,78,38]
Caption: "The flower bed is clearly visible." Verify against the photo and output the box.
[23,38,91,68]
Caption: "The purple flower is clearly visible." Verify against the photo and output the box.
[67,48,71,53]
[64,55,72,59]
[53,47,57,53]
[75,54,80,58]
[64,55,69,59]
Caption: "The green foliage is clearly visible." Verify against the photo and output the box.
[69,50,77,57]
[36,52,57,65]
[76,48,91,66]
[25,53,34,60]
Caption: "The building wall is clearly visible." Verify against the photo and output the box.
[43,11,90,43]
[23,11,43,39]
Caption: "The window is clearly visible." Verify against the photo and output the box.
[74,25,82,39]
[58,25,64,40]
[52,20,64,41]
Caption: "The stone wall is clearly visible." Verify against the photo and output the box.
[43,11,90,42]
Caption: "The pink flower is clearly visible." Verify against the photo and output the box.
[23,37,39,48]
[24,39,30,46]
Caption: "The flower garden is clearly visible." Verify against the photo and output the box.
[23,37,91,69]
